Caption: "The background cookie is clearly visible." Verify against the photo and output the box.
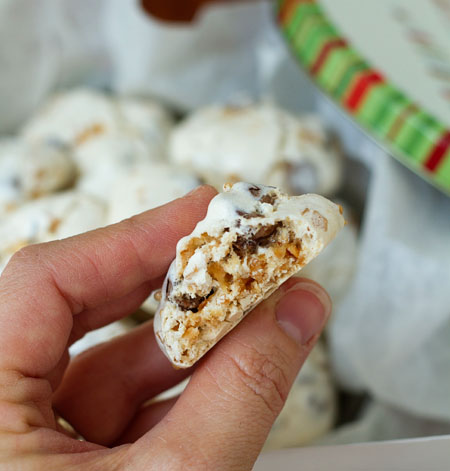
[19,139,77,198]
[107,163,200,225]
[264,341,336,450]
[0,191,106,273]
[0,138,23,217]
[170,103,343,196]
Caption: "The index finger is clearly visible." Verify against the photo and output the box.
[0,186,216,378]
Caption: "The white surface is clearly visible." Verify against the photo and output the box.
[320,401,450,446]
[317,94,450,422]
[254,436,450,471]
[329,148,450,420]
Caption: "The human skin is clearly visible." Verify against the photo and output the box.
[0,186,330,470]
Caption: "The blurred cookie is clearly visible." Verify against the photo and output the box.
[0,191,105,273]
[264,341,336,450]
[19,139,77,198]
[107,163,200,224]
[170,103,342,196]
[0,139,23,217]
[22,88,121,147]
[22,89,173,157]
[117,96,173,159]
[274,114,343,195]
[74,133,157,200]
[69,318,136,357]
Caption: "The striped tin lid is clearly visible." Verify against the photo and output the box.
[277,0,450,196]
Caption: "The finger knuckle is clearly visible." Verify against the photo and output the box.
[8,243,43,271]
[227,343,291,416]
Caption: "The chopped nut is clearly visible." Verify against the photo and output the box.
[232,235,258,258]
[312,210,328,231]
[208,262,233,287]
[173,289,215,312]
[223,182,234,191]
[48,218,61,234]
[260,193,276,205]
[253,223,281,246]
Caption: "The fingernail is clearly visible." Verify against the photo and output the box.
[276,281,330,345]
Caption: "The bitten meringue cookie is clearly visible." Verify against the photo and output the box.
[154,182,345,368]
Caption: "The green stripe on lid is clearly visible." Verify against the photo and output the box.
[435,149,450,184]
[303,27,339,66]
[285,3,319,38]
[372,88,410,136]
[395,113,444,163]
[318,48,361,92]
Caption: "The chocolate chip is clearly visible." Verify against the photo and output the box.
[233,223,282,257]
[259,193,276,205]
[232,236,258,258]
[166,279,173,298]
[236,210,261,219]
[174,294,203,312]
[248,185,261,197]
[254,222,282,247]
[173,289,215,312]
[253,223,280,240]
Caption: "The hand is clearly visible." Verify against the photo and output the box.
[0,186,331,470]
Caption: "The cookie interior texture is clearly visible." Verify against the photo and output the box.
[155,183,344,367]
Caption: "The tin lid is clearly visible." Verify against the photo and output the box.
[277,0,450,196]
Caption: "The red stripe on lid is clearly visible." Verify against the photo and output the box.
[345,71,384,111]
[424,130,450,172]
[310,38,347,75]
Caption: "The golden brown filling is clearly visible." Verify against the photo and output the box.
[171,223,305,321]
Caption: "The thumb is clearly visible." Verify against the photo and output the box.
[135,277,331,470]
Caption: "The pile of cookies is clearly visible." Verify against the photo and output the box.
[0,88,357,450]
